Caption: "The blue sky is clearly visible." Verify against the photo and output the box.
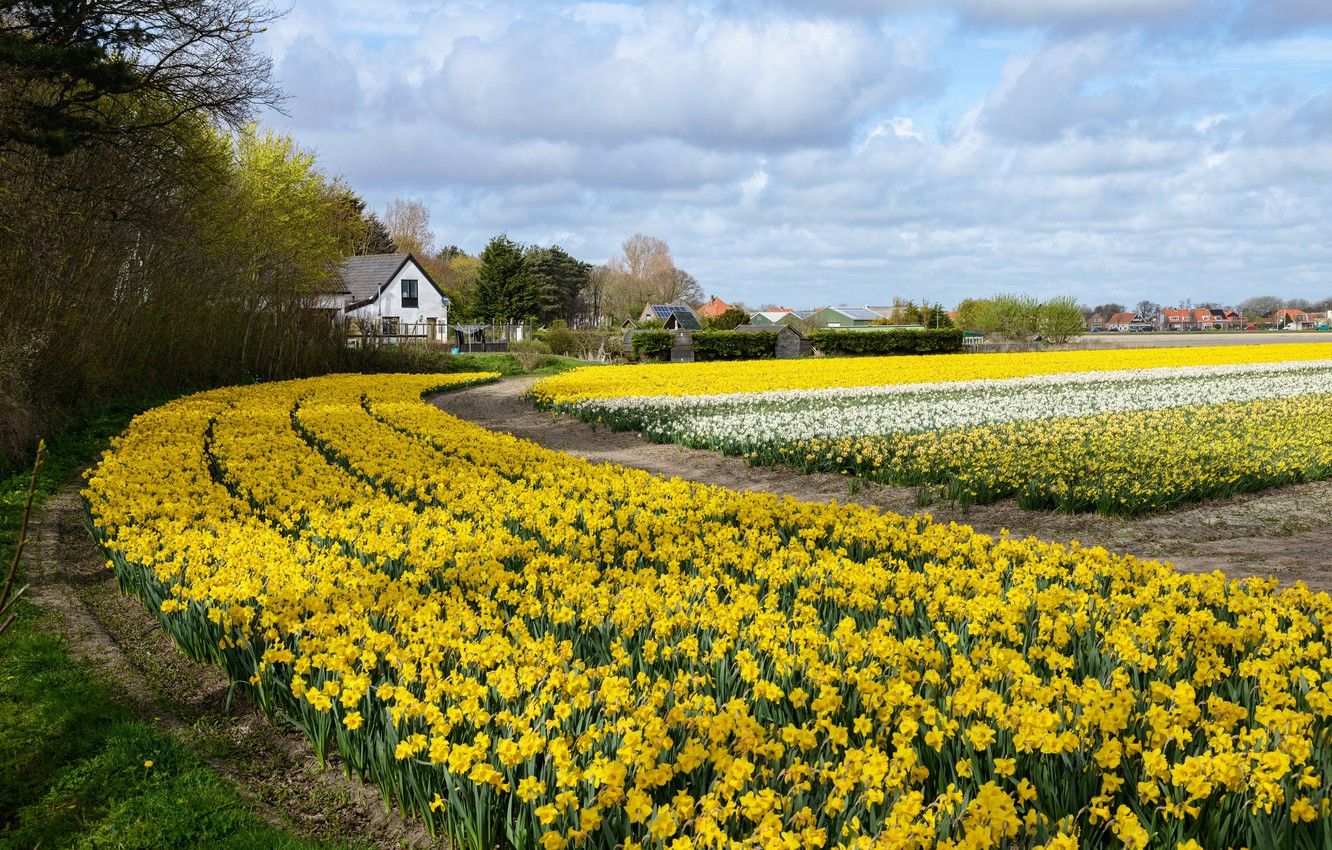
[258,1,1332,308]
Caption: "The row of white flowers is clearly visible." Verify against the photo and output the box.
[568,359,1332,451]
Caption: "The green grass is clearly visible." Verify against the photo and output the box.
[0,397,361,850]
[452,352,598,377]
[341,342,599,378]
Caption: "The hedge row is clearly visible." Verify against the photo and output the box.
[692,330,777,361]
[809,327,963,356]
[630,330,674,359]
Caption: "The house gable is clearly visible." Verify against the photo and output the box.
[342,253,450,312]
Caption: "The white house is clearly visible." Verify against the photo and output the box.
[330,253,450,342]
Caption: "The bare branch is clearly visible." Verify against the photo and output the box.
[0,0,286,154]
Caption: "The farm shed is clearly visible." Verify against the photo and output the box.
[670,330,695,363]
[639,303,702,330]
[808,306,882,328]
[748,310,793,325]
[735,324,811,359]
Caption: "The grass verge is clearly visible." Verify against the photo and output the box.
[0,396,363,850]
[452,352,594,377]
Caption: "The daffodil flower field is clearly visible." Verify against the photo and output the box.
[86,373,1332,849]
[534,346,1332,515]
[528,342,1332,406]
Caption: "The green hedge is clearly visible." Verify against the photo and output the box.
[692,330,777,361]
[630,330,674,360]
[809,327,963,356]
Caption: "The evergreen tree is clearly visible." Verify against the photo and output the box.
[526,245,591,324]
[924,303,953,328]
[361,213,396,255]
[473,235,538,322]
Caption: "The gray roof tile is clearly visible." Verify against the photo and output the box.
[336,253,411,305]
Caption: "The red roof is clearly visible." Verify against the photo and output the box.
[1106,312,1139,325]
[1269,309,1309,321]
[697,296,732,319]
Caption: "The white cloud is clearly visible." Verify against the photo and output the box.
[739,163,770,205]
[256,0,1332,307]
[400,5,938,150]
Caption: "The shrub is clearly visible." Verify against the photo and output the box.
[540,321,580,356]
[809,328,964,356]
[509,339,553,371]
[630,330,674,361]
[1037,296,1087,343]
[692,330,776,361]
[342,343,459,374]
[706,307,750,331]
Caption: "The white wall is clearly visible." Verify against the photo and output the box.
[346,258,449,328]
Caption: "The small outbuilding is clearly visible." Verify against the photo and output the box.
[669,330,695,363]
[734,323,812,359]
[640,303,702,330]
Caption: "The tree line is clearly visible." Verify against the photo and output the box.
[955,295,1086,343]
[369,199,703,327]
[0,0,376,473]
[1084,296,1332,323]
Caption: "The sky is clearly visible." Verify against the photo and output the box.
[257,0,1332,308]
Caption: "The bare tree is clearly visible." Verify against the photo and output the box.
[617,233,673,281]
[383,198,435,257]
[1239,295,1283,319]
[602,233,702,320]
[673,268,703,306]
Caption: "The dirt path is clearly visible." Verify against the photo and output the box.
[26,489,435,850]
[433,377,1332,592]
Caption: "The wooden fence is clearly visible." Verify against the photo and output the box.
[347,320,533,353]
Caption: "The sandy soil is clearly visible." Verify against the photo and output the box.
[26,489,434,850]
[433,377,1332,592]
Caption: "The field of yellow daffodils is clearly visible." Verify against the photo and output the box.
[529,342,1332,406]
[534,344,1332,515]
[87,373,1332,849]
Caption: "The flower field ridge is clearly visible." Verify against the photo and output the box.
[86,373,1332,849]
[563,359,1332,444]
[547,359,1332,516]
[528,341,1332,406]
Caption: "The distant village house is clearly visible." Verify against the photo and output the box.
[696,296,731,321]
[1105,311,1153,332]
[1268,309,1312,330]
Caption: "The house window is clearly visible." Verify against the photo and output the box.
[401,279,419,309]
